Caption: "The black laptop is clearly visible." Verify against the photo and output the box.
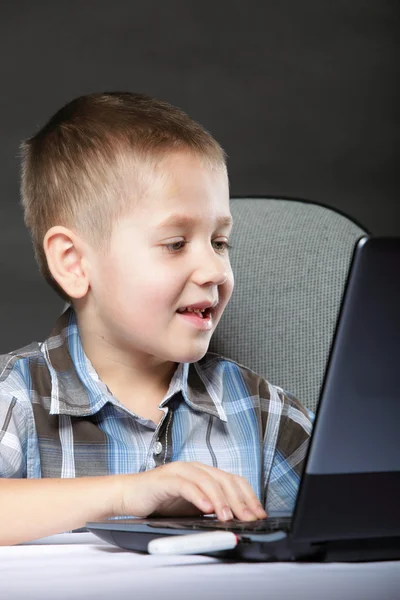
[87,236,400,562]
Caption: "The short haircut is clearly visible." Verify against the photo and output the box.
[20,92,227,301]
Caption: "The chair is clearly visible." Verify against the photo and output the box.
[209,197,367,413]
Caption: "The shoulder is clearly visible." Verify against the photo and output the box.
[195,351,279,408]
[0,343,44,476]
[0,341,44,397]
[196,351,278,397]
[197,352,311,425]
[197,351,264,379]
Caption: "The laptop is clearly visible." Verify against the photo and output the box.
[87,236,400,562]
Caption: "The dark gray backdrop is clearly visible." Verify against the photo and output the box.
[1,0,399,353]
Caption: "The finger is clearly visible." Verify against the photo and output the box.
[210,474,259,521]
[163,475,214,515]
[234,476,267,519]
[187,464,267,520]
[182,469,240,522]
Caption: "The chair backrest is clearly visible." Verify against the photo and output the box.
[209,198,367,412]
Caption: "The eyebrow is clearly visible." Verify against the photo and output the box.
[155,214,233,230]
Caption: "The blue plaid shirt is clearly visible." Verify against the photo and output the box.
[0,308,312,514]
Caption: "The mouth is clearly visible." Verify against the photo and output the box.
[177,306,212,319]
[176,305,216,330]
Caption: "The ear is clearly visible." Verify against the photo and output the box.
[43,226,90,299]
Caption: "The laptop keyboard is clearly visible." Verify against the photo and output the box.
[141,516,292,533]
[191,517,292,533]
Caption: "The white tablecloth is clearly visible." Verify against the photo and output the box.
[0,533,399,600]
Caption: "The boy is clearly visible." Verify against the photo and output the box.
[0,92,312,546]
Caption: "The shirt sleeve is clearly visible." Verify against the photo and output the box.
[263,385,313,515]
[0,392,28,478]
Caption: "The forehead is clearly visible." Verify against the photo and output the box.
[138,151,230,224]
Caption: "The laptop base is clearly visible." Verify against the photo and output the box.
[86,519,400,562]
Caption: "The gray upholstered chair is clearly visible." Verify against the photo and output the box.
[209,197,367,413]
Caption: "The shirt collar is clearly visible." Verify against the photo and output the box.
[41,307,227,421]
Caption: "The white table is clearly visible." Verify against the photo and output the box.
[0,533,399,600]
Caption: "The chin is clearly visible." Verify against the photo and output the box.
[171,344,210,364]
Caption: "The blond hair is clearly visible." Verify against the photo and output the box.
[20,92,227,301]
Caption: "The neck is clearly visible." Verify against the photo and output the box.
[76,314,177,418]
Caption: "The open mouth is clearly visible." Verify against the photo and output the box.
[177,307,212,320]
[176,305,215,330]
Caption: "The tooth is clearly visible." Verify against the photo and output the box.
[183,307,207,316]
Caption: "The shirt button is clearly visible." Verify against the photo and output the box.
[153,441,163,456]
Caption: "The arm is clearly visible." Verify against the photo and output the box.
[0,475,119,545]
[0,386,266,545]
[0,461,267,546]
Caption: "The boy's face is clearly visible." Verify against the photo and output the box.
[86,151,234,365]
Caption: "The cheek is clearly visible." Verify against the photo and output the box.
[222,271,235,305]
[106,259,179,312]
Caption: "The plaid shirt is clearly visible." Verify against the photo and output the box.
[0,308,312,514]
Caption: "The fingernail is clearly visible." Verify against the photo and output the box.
[243,508,256,520]
[222,507,233,521]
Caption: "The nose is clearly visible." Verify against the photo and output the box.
[191,248,230,287]
[195,269,228,287]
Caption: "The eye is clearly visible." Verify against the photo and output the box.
[212,240,232,253]
[164,240,187,252]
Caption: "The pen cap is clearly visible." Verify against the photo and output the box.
[148,531,238,555]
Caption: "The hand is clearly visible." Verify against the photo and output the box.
[113,461,267,522]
